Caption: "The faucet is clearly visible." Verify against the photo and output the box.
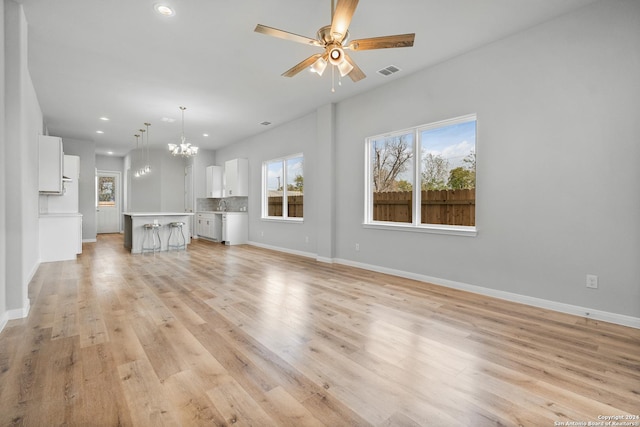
[218,199,228,211]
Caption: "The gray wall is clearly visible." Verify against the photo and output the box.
[334,0,640,318]
[126,148,187,212]
[96,154,124,173]
[216,112,318,254]
[217,0,640,319]
[188,148,215,200]
[2,0,42,324]
[63,138,97,241]
[1,0,6,324]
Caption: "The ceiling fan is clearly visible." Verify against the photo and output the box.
[254,0,415,84]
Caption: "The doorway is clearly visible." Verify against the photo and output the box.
[97,170,121,233]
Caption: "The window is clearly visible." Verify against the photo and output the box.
[263,154,304,220]
[365,115,476,235]
[98,176,116,207]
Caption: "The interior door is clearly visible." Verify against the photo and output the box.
[97,171,121,233]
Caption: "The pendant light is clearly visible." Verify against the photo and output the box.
[133,134,141,177]
[143,122,151,174]
[138,128,146,176]
[168,106,198,157]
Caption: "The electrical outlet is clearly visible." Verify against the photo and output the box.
[305,236,309,243]
[260,231,264,237]
[586,274,598,289]
[355,243,360,251]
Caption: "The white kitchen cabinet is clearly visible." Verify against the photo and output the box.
[196,213,219,240]
[221,212,248,245]
[38,135,64,194]
[224,158,248,197]
[205,165,223,198]
[39,213,82,262]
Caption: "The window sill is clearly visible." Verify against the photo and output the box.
[261,217,304,224]
[363,222,477,237]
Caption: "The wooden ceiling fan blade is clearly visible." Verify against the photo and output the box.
[344,53,366,82]
[330,0,359,42]
[282,54,323,77]
[347,33,415,51]
[255,24,321,46]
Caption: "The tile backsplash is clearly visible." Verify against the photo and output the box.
[197,196,248,212]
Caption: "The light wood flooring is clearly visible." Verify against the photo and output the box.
[0,234,638,426]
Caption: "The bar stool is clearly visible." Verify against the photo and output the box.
[141,223,162,253]
[167,221,186,251]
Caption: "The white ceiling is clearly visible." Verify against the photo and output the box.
[20,0,598,156]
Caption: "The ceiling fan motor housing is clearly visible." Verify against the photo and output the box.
[317,25,348,45]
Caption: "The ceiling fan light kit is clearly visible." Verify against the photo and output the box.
[254,0,415,90]
[310,56,328,75]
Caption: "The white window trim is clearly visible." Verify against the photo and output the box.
[261,153,304,222]
[364,114,477,237]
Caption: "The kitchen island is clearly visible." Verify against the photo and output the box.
[123,212,194,254]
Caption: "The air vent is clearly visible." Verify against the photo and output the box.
[377,65,401,77]
[260,121,272,126]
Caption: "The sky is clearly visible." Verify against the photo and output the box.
[371,119,476,184]
[267,156,303,190]
[421,120,476,169]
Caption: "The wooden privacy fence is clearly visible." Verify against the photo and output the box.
[268,195,304,218]
[373,189,475,226]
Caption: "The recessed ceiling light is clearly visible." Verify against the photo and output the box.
[260,121,272,126]
[96,130,104,134]
[154,4,175,16]
[203,133,209,137]
[107,151,114,155]
[99,117,110,121]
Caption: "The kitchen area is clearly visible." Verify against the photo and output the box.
[194,158,248,246]
[37,129,250,259]
[122,157,249,253]
[38,135,83,262]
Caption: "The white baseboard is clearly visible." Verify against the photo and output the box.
[335,258,640,330]
[0,261,38,334]
[247,241,639,330]
[0,312,7,334]
[0,301,31,334]
[83,238,97,243]
[248,241,317,260]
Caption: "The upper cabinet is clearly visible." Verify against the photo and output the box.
[205,165,223,198]
[224,158,248,197]
[38,135,63,194]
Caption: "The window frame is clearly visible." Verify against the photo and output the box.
[364,114,477,237]
[261,153,304,222]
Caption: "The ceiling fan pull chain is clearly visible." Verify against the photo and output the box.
[331,64,336,93]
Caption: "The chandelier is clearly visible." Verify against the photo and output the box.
[168,106,198,157]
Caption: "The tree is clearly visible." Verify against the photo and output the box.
[372,135,413,192]
[463,150,476,172]
[287,174,303,192]
[421,153,449,190]
[448,167,475,190]
[396,180,413,192]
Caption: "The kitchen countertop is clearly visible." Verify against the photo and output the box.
[39,212,83,217]
[123,212,194,216]
[197,211,247,214]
